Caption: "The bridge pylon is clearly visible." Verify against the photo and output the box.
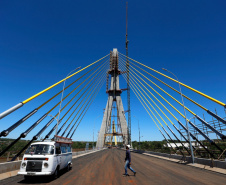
[96,49,128,148]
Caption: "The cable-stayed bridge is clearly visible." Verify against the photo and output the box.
[0,49,226,184]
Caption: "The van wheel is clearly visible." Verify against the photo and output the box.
[67,164,71,172]
[53,167,59,179]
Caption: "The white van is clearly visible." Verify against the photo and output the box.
[18,136,72,180]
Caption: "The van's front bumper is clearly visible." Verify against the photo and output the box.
[18,171,52,176]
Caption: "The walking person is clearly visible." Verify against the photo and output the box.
[123,145,136,176]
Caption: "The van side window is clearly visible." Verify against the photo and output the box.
[67,146,71,152]
[56,147,61,154]
[61,146,66,153]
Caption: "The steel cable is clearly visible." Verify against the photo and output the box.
[70,71,107,138]
[120,56,226,125]
[0,54,110,119]
[0,56,109,137]
[65,65,108,138]
[0,57,109,156]
[119,62,186,155]
[120,57,226,140]
[119,67,178,154]
[119,52,226,107]
[119,59,222,156]
[61,68,107,137]
[43,60,109,139]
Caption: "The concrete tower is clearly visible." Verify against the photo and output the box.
[96,49,128,148]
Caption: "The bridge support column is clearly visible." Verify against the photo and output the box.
[96,49,128,148]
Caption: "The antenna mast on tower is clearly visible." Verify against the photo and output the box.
[126,2,131,145]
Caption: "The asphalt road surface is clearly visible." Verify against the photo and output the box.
[1,149,225,185]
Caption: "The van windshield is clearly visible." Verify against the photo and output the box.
[25,144,54,155]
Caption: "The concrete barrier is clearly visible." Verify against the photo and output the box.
[0,160,21,174]
[132,149,226,169]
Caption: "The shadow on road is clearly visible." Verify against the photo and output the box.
[17,168,70,184]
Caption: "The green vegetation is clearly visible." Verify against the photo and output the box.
[132,140,171,153]
[72,141,95,150]
[0,138,32,157]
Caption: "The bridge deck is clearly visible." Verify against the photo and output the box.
[1,149,225,185]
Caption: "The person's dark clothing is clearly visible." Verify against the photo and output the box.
[125,150,131,162]
[124,149,135,175]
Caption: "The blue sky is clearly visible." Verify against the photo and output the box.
[0,1,226,142]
